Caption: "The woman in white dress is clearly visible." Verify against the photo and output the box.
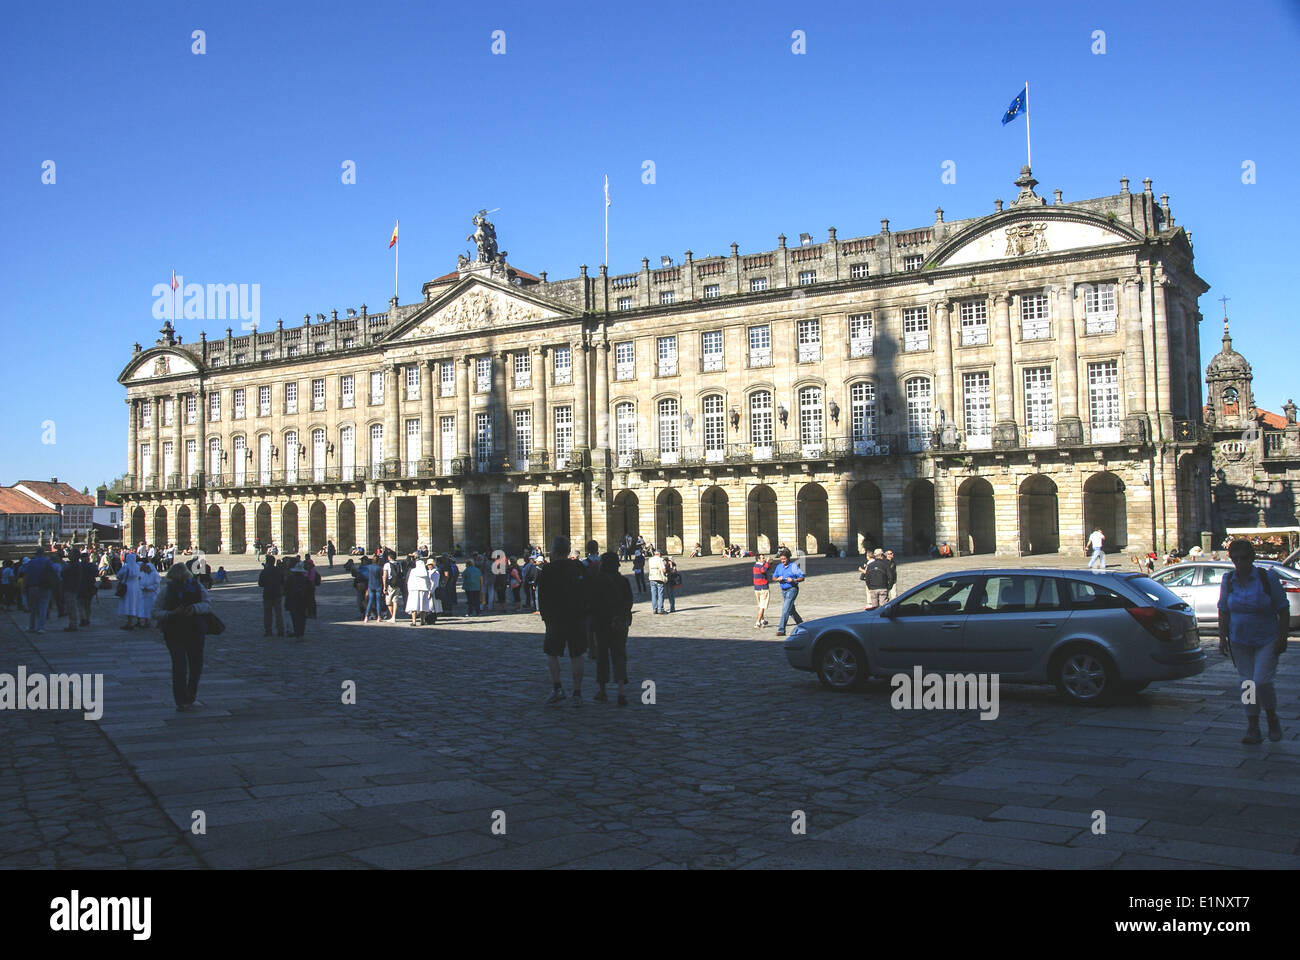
[117,553,143,630]
[138,560,162,626]
[405,559,433,626]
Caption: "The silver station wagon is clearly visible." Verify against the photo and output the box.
[784,569,1204,703]
[1148,561,1300,633]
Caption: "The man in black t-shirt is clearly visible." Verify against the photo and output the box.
[537,536,591,707]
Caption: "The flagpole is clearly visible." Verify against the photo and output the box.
[603,175,609,268]
[1025,81,1031,168]
[394,219,399,302]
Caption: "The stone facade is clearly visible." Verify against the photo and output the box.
[1206,320,1300,535]
[118,168,1212,558]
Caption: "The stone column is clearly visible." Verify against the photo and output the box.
[421,360,435,472]
[1057,283,1081,442]
[992,293,1017,447]
[127,398,138,483]
[533,346,548,463]
[1152,272,1173,440]
[151,397,161,486]
[385,364,401,472]
[493,351,508,460]
[827,477,851,554]
[933,299,953,428]
[173,391,185,486]
[1123,276,1147,419]
[573,339,589,460]
[595,339,610,451]
[457,357,471,459]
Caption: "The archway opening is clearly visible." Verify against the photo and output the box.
[747,485,778,554]
[309,501,327,554]
[176,505,192,551]
[337,500,356,553]
[902,480,936,556]
[1083,472,1127,552]
[230,503,247,554]
[282,502,299,554]
[796,482,829,555]
[202,504,221,554]
[656,488,684,555]
[849,481,883,555]
[957,476,996,555]
[130,507,145,547]
[700,486,730,554]
[610,490,640,549]
[1018,474,1059,555]
[152,507,168,548]
[255,502,272,547]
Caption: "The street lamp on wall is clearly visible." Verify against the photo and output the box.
[729,406,740,431]
[829,400,840,424]
[777,403,789,427]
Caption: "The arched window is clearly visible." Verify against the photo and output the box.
[615,402,636,467]
[799,385,824,452]
[658,398,680,463]
[905,377,932,452]
[850,382,876,445]
[702,394,725,461]
[750,390,773,455]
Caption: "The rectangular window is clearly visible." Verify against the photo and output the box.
[339,375,352,409]
[310,378,324,411]
[553,346,572,385]
[850,262,869,280]
[1088,360,1121,442]
[748,325,771,367]
[260,350,273,362]
[141,403,153,429]
[209,393,221,422]
[799,387,824,455]
[233,354,245,365]
[162,440,175,481]
[259,385,271,417]
[513,353,531,389]
[617,296,633,311]
[906,378,932,452]
[140,443,151,480]
[615,404,636,467]
[798,270,817,286]
[554,406,574,468]
[903,306,930,351]
[343,337,355,349]
[750,392,773,456]
[340,425,355,481]
[1084,283,1118,334]
[1024,365,1055,445]
[370,371,384,404]
[185,395,197,424]
[960,300,989,345]
[903,254,923,272]
[312,428,326,482]
[312,342,324,354]
[656,336,678,376]
[285,430,299,484]
[288,345,300,357]
[850,382,877,449]
[848,313,874,358]
[797,318,822,362]
[475,412,492,467]
[406,365,420,400]
[186,439,197,481]
[513,409,531,466]
[233,388,245,419]
[406,418,421,476]
[369,423,384,470]
[162,399,174,427]
[659,290,675,305]
[476,357,491,393]
[703,395,725,460]
[258,434,271,484]
[658,398,680,463]
[285,381,298,414]
[701,330,724,371]
[1020,294,1051,340]
[962,371,993,448]
[703,284,720,299]
[749,276,768,292]
[440,361,455,396]
[439,416,455,474]
[615,342,634,381]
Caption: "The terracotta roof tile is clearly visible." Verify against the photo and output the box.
[15,481,95,506]
[0,487,59,515]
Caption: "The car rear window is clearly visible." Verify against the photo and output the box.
[1064,579,1130,610]
[1123,574,1188,609]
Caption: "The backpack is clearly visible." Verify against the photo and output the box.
[37,561,56,590]
[1224,567,1271,595]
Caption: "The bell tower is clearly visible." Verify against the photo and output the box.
[1205,316,1254,431]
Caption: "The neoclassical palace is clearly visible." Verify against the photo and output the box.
[118,166,1212,558]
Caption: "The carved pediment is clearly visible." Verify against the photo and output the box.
[396,283,567,340]
[933,214,1139,268]
[125,350,199,382]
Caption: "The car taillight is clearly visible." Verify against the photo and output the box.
[1127,606,1174,641]
[1284,584,1300,593]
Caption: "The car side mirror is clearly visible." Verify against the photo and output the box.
[879,603,897,619]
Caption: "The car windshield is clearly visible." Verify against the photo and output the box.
[1121,574,1190,610]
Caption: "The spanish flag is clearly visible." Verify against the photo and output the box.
[388,220,398,249]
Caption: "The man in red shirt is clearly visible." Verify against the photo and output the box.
[752,553,774,628]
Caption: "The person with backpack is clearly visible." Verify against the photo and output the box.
[646,549,667,614]
[591,551,634,706]
[860,549,892,610]
[1218,539,1290,744]
[752,553,774,628]
[326,539,336,567]
[77,552,97,627]
[259,556,286,637]
[382,551,403,622]
[363,556,384,622]
[152,563,213,712]
[522,556,539,611]
[509,559,523,610]
[663,556,681,613]
[538,536,590,706]
[462,557,483,616]
[630,549,646,595]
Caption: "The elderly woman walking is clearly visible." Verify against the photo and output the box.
[1218,539,1290,743]
[406,557,434,626]
[152,564,213,712]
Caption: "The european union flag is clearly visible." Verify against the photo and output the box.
[1002,86,1026,125]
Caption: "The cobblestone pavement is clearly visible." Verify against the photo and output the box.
[3,550,1299,869]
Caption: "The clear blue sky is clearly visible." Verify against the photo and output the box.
[3,0,1298,487]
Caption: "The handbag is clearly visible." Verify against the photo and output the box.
[115,580,127,598]
[203,612,226,636]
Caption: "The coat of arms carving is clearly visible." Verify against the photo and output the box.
[152,355,171,376]
[1004,223,1049,257]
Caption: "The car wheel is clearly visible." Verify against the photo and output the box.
[815,635,867,692]
[1053,645,1118,705]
